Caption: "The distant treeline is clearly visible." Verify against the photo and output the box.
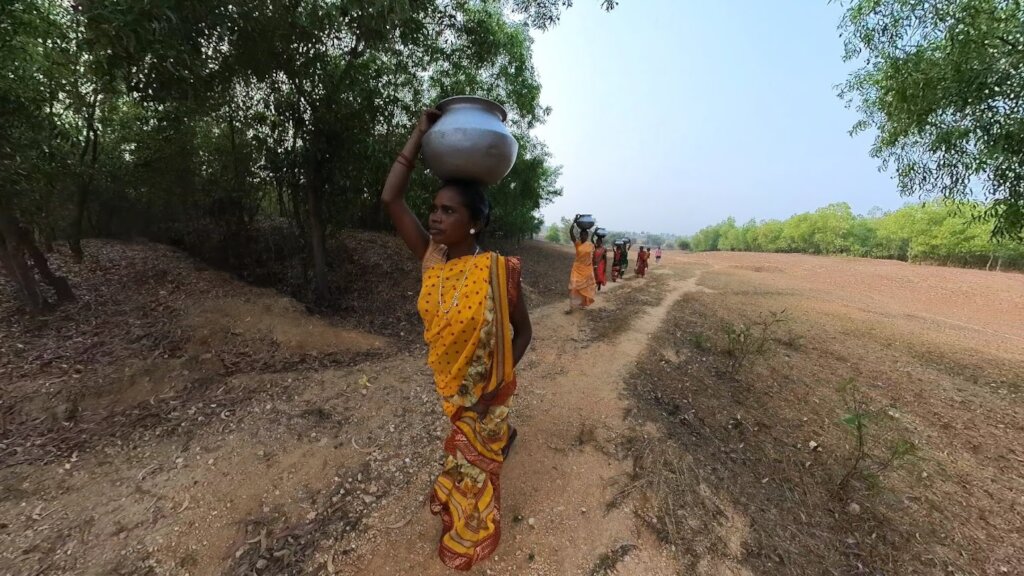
[681,202,1024,271]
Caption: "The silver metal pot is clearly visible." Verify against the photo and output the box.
[576,214,596,230]
[421,96,519,185]
[594,227,608,238]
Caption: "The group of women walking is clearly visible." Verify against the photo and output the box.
[380,107,664,571]
[567,215,661,312]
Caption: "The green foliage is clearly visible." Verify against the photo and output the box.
[690,217,733,252]
[646,233,666,248]
[0,0,75,220]
[688,201,1024,270]
[1,0,619,304]
[540,216,576,244]
[689,331,710,351]
[836,379,918,493]
[675,237,692,251]
[838,0,1024,239]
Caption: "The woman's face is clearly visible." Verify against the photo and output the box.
[428,186,476,246]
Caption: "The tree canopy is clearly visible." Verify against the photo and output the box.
[0,0,608,310]
[838,0,1024,239]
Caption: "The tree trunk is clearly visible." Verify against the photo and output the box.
[42,228,55,253]
[274,179,288,218]
[68,182,89,260]
[305,184,329,305]
[20,226,75,303]
[0,213,45,311]
[70,95,100,262]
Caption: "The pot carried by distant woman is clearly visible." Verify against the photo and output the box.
[380,108,533,571]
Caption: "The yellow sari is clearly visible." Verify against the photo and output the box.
[418,242,520,571]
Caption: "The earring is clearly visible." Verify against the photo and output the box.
[470,228,476,234]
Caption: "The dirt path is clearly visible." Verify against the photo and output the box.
[333,266,707,575]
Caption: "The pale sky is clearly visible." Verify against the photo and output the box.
[530,0,904,236]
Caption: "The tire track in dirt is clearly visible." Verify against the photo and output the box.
[336,264,709,575]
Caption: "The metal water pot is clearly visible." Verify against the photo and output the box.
[594,227,608,238]
[576,214,596,230]
[421,96,519,185]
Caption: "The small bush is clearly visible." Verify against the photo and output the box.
[836,379,918,494]
[722,309,788,375]
[690,332,710,350]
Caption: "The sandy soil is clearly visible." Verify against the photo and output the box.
[2,242,1021,575]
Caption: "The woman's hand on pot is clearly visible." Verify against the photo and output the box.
[416,108,442,135]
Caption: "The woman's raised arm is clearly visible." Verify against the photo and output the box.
[381,109,441,260]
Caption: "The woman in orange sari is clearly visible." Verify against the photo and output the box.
[593,237,608,291]
[381,109,533,571]
[567,214,597,312]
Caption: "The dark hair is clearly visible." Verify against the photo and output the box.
[438,180,491,239]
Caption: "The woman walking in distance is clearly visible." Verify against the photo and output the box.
[593,236,608,291]
[635,245,650,278]
[381,109,533,571]
[619,240,630,278]
[567,214,597,312]
[611,242,622,281]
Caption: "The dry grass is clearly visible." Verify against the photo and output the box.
[617,255,1024,575]
[584,278,662,340]
[0,233,593,575]
[582,265,696,341]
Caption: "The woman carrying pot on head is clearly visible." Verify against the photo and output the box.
[381,108,533,571]
[567,214,597,312]
[619,240,630,278]
[635,245,650,278]
[610,239,618,280]
[593,236,608,291]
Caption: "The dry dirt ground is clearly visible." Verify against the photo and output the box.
[1,240,1022,576]
[623,251,1023,575]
